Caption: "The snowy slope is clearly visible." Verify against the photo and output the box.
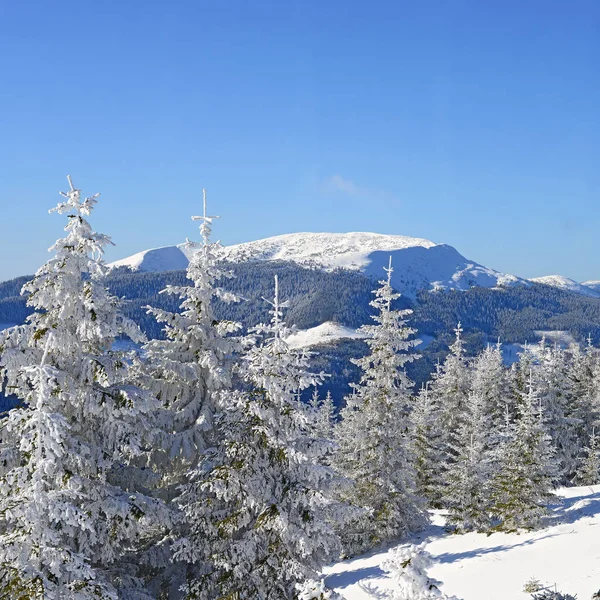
[109,232,524,298]
[222,232,524,298]
[285,322,366,349]
[108,245,191,272]
[582,280,600,293]
[324,485,600,600]
[529,275,600,299]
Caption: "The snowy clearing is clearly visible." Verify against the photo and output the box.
[325,485,600,600]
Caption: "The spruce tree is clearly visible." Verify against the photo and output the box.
[133,189,242,595]
[0,177,169,599]
[575,428,600,485]
[310,388,336,440]
[471,342,511,435]
[538,343,579,483]
[334,257,426,556]
[429,324,471,466]
[381,544,460,600]
[489,373,558,531]
[136,189,241,492]
[443,390,492,532]
[567,339,600,464]
[176,276,344,599]
[410,383,445,508]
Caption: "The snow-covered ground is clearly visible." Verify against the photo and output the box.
[285,321,366,349]
[325,485,600,600]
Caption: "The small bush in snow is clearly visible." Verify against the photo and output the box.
[296,579,342,599]
[382,544,461,600]
[523,578,543,593]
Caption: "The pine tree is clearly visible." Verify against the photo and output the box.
[381,544,460,600]
[310,388,336,440]
[0,177,169,599]
[136,189,241,492]
[176,276,345,599]
[471,342,511,435]
[575,428,600,485]
[132,189,243,595]
[429,324,471,466]
[410,383,445,508]
[443,390,492,532]
[566,339,600,462]
[489,373,558,532]
[334,257,426,556]
[537,343,579,483]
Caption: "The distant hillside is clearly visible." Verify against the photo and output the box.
[4,264,600,347]
[3,263,600,397]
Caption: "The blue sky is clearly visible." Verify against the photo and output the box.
[1,1,599,282]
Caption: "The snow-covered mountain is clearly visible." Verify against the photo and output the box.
[529,275,600,298]
[582,280,600,293]
[108,245,192,272]
[108,232,525,298]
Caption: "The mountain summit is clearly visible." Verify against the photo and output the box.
[108,231,524,298]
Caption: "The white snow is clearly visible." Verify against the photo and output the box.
[285,321,366,349]
[324,485,600,600]
[530,275,600,299]
[108,245,190,272]
[223,232,524,298]
[109,232,525,298]
[582,280,600,293]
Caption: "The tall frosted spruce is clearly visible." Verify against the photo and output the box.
[135,190,242,595]
[334,257,426,556]
[136,189,240,491]
[411,382,445,508]
[489,372,558,531]
[443,389,492,532]
[0,178,170,599]
[537,342,579,483]
[176,275,346,599]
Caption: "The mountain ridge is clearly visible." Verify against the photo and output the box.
[107,231,526,298]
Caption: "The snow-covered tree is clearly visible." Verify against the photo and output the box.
[175,275,345,599]
[136,189,241,493]
[443,389,492,532]
[536,342,580,483]
[428,324,471,465]
[334,257,426,556]
[295,579,343,600]
[410,383,445,508]
[0,177,170,599]
[489,373,558,531]
[380,544,460,600]
[310,388,336,441]
[471,342,511,435]
[575,428,600,485]
[131,189,243,594]
[508,344,536,415]
[566,339,600,461]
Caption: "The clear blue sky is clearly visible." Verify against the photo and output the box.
[1,1,599,282]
